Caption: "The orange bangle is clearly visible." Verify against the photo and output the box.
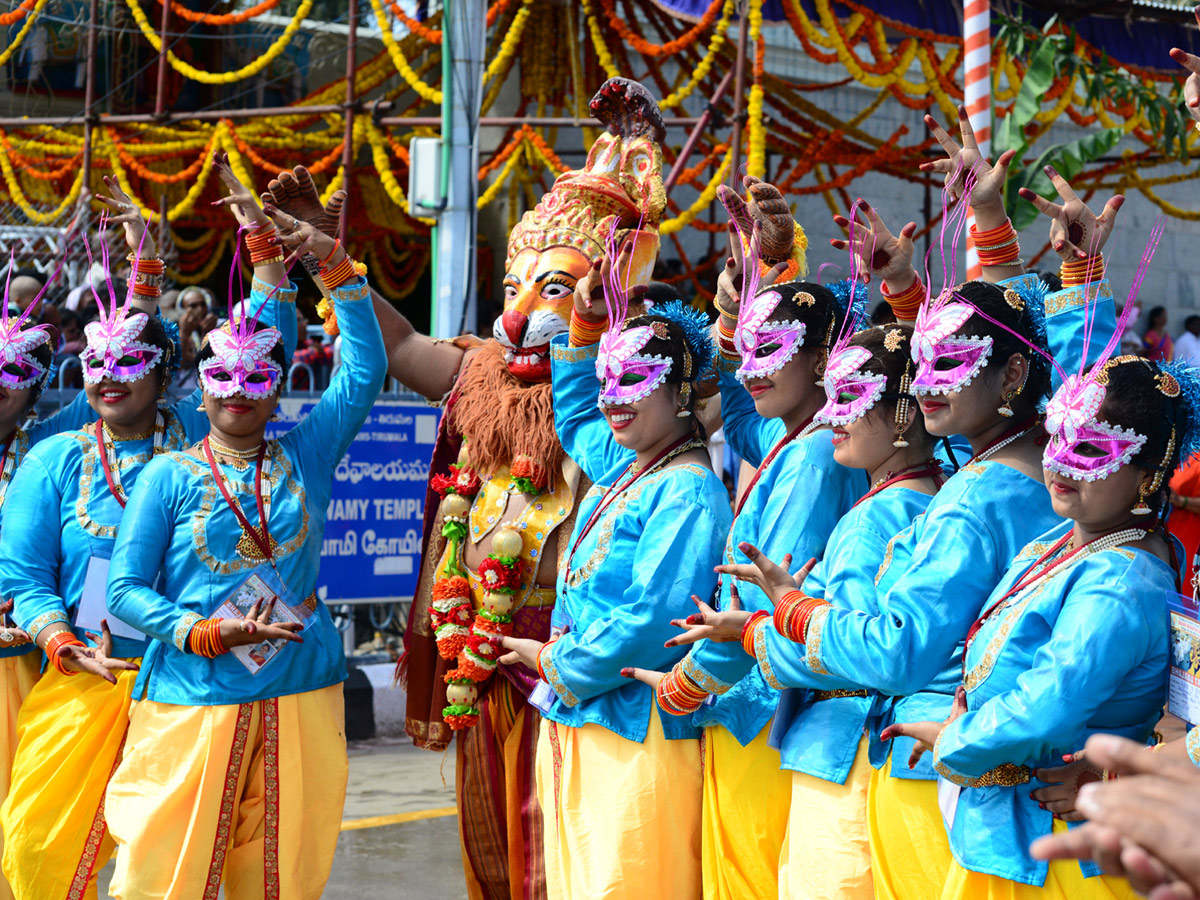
[569,310,608,347]
[187,618,229,658]
[656,664,709,716]
[1060,254,1105,288]
[320,239,343,267]
[741,611,768,657]
[320,256,357,291]
[44,631,84,677]
[881,276,925,320]
[536,638,557,682]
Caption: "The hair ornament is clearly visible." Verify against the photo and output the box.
[884,328,905,353]
[1159,359,1200,462]
[649,299,715,382]
[1004,289,1024,311]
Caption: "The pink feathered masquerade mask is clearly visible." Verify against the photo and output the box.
[910,298,992,396]
[1041,221,1165,481]
[80,220,164,385]
[200,225,286,399]
[0,257,57,390]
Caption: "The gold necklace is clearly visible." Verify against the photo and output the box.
[207,436,265,473]
[102,420,156,442]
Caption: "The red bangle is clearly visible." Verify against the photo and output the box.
[881,277,925,320]
[536,638,557,683]
[740,611,769,658]
[188,618,229,658]
[656,664,709,716]
[569,310,608,347]
[774,590,829,644]
[44,631,85,677]
[320,239,343,267]
[1061,254,1104,288]
[320,256,357,291]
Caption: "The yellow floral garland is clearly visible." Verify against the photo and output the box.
[0,0,51,69]
[0,151,82,223]
[746,0,765,178]
[126,0,314,85]
[660,0,735,110]
[661,148,732,235]
[581,0,619,79]
[369,0,442,104]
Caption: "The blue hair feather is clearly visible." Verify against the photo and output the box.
[651,300,715,380]
[159,314,183,384]
[826,278,869,324]
[1160,359,1200,462]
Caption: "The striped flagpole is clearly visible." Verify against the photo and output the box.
[963,0,991,280]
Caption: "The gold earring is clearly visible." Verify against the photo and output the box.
[894,364,913,448]
[1133,427,1175,516]
[1131,482,1153,516]
[997,389,1016,418]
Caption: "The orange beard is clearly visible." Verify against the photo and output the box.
[450,340,565,481]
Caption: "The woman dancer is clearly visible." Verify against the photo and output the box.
[102,206,383,897]
[639,320,942,899]
[494,246,730,900]
[0,160,295,899]
[887,344,1191,899]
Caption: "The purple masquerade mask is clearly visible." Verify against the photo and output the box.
[0,262,55,390]
[814,345,887,427]
[910,298,992,395]
[81,311,162,384]
[595,324,673,407]
[735,289,807,382]
[1042,373,1145,481]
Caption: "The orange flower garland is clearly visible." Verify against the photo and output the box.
[152,0,280,26]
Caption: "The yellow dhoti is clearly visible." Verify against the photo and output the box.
[779,736,874,900]
[867,752,952,900]
[535,710,702,900]
[0,663,137,900]
[106,683,347,900]
[701,723,791,900]
[0,653,42,900]
[939,821,1138,900]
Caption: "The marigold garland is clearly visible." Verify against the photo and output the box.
[152,0,278,25]
[126,0,313,86]
[369,0,442,104]
[0,0,37,26]
[599,0,722,57]
[0,0,50,69]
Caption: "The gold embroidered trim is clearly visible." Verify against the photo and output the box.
[204,702,253,900]
[715,353,739,373]
[249,275,297,303]
[804,604,831,675]
[263,698,280,900]
[334,279,371,303]
[67,732,127,899]
[174,611,204,651]
[681,651,732,695]
[810,688,870,702]
[549,341,599,362]
[539,644,579,707]
[934,748,1032,788]
[754,620,783,689]
[27,611,69,639]
[548,720,564,830]
[1043,280,1113,317]
[171,443,309,575]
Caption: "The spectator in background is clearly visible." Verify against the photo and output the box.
[1143,305,1174,361]
[291,305,332,390]
[178,287,216,352]
[1176,314,1200,367]
[158,288,181,323]
[8,275,44,316]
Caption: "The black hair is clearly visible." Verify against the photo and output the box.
[58,308,80,330]
[1097,356,1192,518]
[870,300,896,327]
[1034,270,1063,294]
[847,324,932,451]
[1148,306,1168,328]
[23,339,54,411]
[196,319,289,394]
[762,280,844,353]
[954,281,1052,419]
[1187,315,1200,331]
[622,311,708,442]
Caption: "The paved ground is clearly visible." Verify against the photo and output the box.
[97,736,468,898]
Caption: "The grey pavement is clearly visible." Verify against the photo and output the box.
[98,736,468,898]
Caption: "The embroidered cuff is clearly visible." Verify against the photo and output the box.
[173,611,205,651]
[1043,280,1113,318]
[250,275,298,304]
[681,651,734,696]
[27,610,70,640]
[932,727,1032,787]
[331,276,370,303]
[755,623,784,690]
[538,643,580,707]
[804,604,831,675]
[550,340,599,363]
[996,272,1041,296]
[715,353,739,374]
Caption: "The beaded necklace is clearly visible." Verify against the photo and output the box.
[968,415,1040,466]
[853,460,944,509]
[95,411,167,507]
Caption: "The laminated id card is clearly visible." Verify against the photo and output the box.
[1167,591,1200,726]
[211,566,306,676]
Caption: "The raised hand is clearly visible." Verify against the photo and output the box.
[211,152,271,231]
[1169,9,1200,126]
[54,620,140,683]
[713,544,814,608]
[260,166,345,241]
[0,599,30,648]
[261,203,342,268]
[921,106,1016,211]
[880,684,967,769]
[217,595,304,649]
[97,174,157,257]
[715,220,789,322]
[572,240,645,324]
[830,202,917,287]
[662,585,750,648]
[1018,167,1124,261]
